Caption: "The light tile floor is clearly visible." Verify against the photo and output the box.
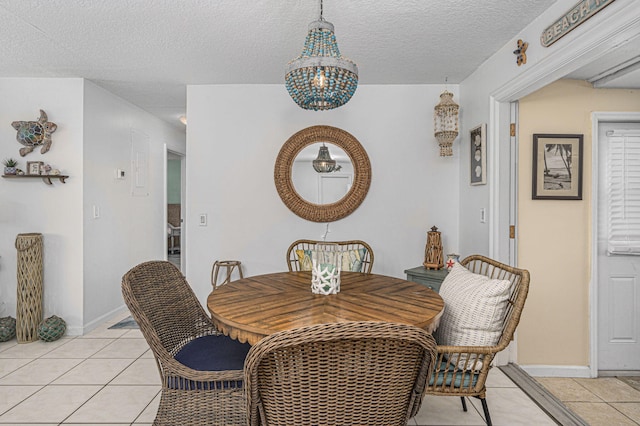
[0,311,557,425]
[537,377,640,425]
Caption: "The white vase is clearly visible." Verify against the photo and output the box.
[311,243,341,295]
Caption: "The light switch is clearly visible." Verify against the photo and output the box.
[199,214,207,226]
[480,208,486,223]
[92,205,100,219]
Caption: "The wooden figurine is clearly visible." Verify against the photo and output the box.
[424,226,444,270]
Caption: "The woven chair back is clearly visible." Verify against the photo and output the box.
[245,321,436,426]
[286,239,374,273]
[122,260,212,357]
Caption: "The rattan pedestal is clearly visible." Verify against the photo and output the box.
[15,233,43,343]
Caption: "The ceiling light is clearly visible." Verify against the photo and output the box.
[313,144,337,173]
[285,0,358,111]
[434,90,459,156]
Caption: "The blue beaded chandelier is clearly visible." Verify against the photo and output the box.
[285,0,358,111]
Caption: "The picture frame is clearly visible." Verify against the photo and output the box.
[470,124,487,185]
[27,161,43,176]
[532,134,583,200]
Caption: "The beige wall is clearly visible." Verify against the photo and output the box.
[518,79,640,366]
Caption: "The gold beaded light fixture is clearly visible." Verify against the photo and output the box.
[285,0,358,111]
[434,86,460,156]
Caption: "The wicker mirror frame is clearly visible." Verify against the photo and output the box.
[274,125,371,222]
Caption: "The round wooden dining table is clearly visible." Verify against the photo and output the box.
[207,271,445,345]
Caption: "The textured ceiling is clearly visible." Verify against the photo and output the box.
[0,0,559,130]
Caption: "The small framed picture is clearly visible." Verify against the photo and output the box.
[532,134,583,200]
[470,124,487,185]
[27,161,43,175]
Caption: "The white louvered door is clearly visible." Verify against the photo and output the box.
[598,122,640,372]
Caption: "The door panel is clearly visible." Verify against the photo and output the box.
[597,122,640,371]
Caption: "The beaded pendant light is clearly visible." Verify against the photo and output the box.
[312,144,336,173]
[434,89,459,156]
[285,0,358,111]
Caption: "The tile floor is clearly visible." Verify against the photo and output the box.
[0,311,556,426]
[537,377,640,425]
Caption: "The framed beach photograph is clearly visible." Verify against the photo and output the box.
[27,161,43,175]
[470,124,486,185]
[532,134,583,200]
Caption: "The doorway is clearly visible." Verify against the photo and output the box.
[593,115,640,375]
[167,150,185,271]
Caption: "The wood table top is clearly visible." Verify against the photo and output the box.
[207,271,445,345]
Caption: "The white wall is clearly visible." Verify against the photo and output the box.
[0,78,85,330]
[0,78,186,335]
[82,80,186,331]
[185,84,460,304]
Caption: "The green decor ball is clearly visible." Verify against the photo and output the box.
[0,316,17,342]
[38,315,66,342]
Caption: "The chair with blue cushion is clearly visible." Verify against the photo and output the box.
[425,255,530,426]
[122,260,251,425]
[244,321,437,426]
[286,239,374,273]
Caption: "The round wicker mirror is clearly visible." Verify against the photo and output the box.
[274,125,371,222]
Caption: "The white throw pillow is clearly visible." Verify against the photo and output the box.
[434,262,513,369]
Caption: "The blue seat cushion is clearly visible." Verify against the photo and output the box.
[175,334,251,371]
[168,334,251,390]
[429,360,479,388]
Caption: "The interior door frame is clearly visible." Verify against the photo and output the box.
[589,112,640,377]
[165,146,186,270]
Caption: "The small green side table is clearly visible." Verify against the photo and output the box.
[404,266,448,292]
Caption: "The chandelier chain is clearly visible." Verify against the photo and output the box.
[319,0,324,21]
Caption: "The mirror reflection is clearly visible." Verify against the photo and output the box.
[292,143,354,204]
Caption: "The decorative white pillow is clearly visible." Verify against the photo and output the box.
[434,262,513,369]
[297,248,368,272]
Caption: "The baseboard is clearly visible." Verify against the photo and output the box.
[81,305,129,335]
[65,326,84,336]
[599,370,640,377]
[520,365,593,378]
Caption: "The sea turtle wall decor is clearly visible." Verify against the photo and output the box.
[12,109,57,157]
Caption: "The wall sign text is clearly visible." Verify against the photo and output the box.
[541,0,615,47]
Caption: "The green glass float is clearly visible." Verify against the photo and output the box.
[0,316,17,342]
[37,315,66,342]
[12,109,58,157]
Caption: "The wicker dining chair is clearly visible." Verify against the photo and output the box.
[122,260,251,426]
[425,255,530,426]
[286,239,374,273]
[244,321,437,426]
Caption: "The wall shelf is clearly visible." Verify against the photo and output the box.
[2,174,69,185]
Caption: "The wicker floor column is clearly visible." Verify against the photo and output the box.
[15,233,43,343]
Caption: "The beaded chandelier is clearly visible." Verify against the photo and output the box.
[285,0,358,111]
[313,144,337,173]
[434,90,460,156]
